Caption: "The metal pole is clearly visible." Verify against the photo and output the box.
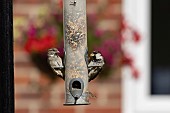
[0,0,14,112]
[63,0,89,105]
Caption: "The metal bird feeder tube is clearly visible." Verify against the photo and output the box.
[63,0,89,105]
[48,0,104,106]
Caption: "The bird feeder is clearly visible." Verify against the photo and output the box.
[48,0,104,105]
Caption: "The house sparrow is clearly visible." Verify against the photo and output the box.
[88,51,104,82]
[48,48,64,80]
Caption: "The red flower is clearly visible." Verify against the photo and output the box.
[132,67,139,79]
[122,55,139,79]
[120,16,127,30]
[24,34,57,53]
[133,30,141,43]
[122,55,133,66]
[24,37,37,53]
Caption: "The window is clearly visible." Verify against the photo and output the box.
[122,0,170,113]
[151,0,170,95]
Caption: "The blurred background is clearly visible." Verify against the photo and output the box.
[13,0,170,113]
[14,0,123,113]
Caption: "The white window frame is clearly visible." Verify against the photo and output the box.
[122,0,170,113]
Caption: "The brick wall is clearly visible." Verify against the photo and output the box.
[14,0,122,113]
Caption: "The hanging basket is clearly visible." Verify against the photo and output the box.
[30,52,58,82]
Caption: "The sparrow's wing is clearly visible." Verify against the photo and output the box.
[56,56,64,68]
[88,66,102,82]
[88,52,104,82]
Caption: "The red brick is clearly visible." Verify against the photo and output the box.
[14,0,48,4]
[39,107,74,113]
[14,77,30,84]
[16,93,40,99]
[108,0,121,4]
[87,0,98,4]
[15,109,29,113]
[85,108,121,113]
[108,93,121,100]
[38,75,54,87]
